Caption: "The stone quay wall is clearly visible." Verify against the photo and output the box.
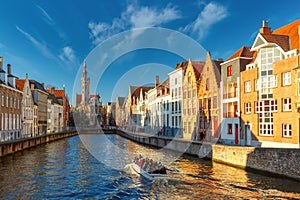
[117,129,300,181]
[212,145,300,181]
[116,129,213,158]
[0,131,78,157]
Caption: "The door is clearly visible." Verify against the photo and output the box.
[234,104,238,117]
[214,117,218,138]
[235,124,239,144]
[245,124,252,146]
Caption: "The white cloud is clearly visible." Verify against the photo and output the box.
[59,46,76,63]
[88,3,181,45]
[16,25,55,59]
[35,4,54,25]
[182,2,227,40]
[128,4,181,28]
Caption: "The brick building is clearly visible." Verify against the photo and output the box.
[0,60,23,141]
[240,20,300,147]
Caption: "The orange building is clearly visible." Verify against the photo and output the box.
[240,20,300,147]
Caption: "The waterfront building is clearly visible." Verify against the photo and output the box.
[145,84,158,133]
[155,77,171,136]
[197,53,222,142]
[28,79,48,135]
[0,61,22,141]
[220,47,253,145]
[46,87,70,130]
[240,20,300,147]
[182,59,205,140]
[168,63,187,137]
[125,85,153,131]
[16,74,38,138]
[106,102,116,125]
[115,96,126,126]
[47,90,63,133]
[75,61,101,126]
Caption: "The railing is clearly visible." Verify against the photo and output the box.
[223,112,237,118]
[223,92,237,99]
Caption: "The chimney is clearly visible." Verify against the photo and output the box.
[216,58,223,62]
[155,75,159,86]
[7,64,11,74]
[31,83,35,90]
[0,57,3,70]
[260,20,271,35]
[41,82,44,88]
[51,86,55,94]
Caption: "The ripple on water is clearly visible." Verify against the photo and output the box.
[0,135,299,199]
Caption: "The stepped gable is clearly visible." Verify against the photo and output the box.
[192,61,205,80]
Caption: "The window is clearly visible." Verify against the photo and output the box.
[259,113,274,136]
[227,65,233,77]
[282,72,291,86]
[6,96,8,107]
[282,98,291,111]
[206,78,210,90]
[245,81,251,92]
[228,124,232,134]
[199,99,203,109]
[1,95,4,106]
[255,100,277,113]
[245,102,251,114]
[213,96,217,109]
[282,124,292,137]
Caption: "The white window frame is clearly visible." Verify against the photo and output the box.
[282,98,291,111]
[245,102,251,114]
[282,72,291,86]
[282,124,292,137]
[245,81,251,93]
[1,95,4,106]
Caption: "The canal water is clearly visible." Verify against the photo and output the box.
[0,134,299,199]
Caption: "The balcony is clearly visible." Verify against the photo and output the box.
[223,92,237,99]
[223,112,238,118]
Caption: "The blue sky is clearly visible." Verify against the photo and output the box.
[0,0,299,105]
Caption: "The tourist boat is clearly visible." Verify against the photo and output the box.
[132,163,167,180]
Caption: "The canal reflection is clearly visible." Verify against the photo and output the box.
[0,134,299,199]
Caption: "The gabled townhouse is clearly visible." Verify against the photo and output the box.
[168,62,188,138]
[125,86,153,131]
[220,47,253,145]
[47,90,63,133]
[16,74,38,138]
[240,20,300,147]
[182,59,205,140]
[0,61,22,141]
[197,53,222,142]
[106,102,116,125]
[115,96,126,127]
[29,80,48,135]
[46,87,70,130]
[145,85,158,133]
[155,77,171,136]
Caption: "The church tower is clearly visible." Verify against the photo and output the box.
[81,60,90,105]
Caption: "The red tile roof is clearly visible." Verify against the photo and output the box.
[46,89,65,97]
[273,19,300,51]
[15,79,25,91]
[226,46,253,61]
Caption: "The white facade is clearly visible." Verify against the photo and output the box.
[168,67,183,137]
[47,95,63,133]
[145,87,158,134]
[21,74,36,138]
